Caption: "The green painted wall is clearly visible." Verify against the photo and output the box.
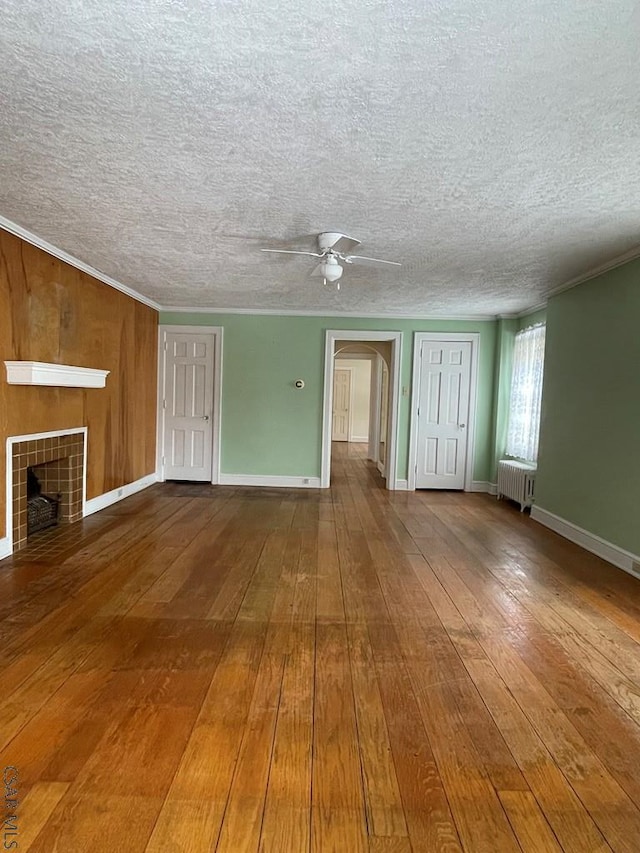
[536,259,640,555]
[160,312,498,482]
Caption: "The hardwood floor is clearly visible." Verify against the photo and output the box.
[2,442,640,851]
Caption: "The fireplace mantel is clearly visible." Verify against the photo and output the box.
[4,361,109,388]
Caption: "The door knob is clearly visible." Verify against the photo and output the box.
[203,415,209,421]
[459,423,466,428]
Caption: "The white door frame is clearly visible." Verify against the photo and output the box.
[322,330,402,489]
[157,324,224,483]
[408,332,479,492]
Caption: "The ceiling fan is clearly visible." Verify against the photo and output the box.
[260,232,401,289]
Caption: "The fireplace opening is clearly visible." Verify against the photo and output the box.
[10,431,85,553]
[26,466,61,537]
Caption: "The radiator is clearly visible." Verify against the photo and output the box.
[497,460,537,511]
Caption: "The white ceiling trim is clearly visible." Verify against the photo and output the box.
[498,301,548,320]
[517,302,548,317]
[0,215,161,311]
[546,244,640,299]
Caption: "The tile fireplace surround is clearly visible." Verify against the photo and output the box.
[8,429,86,552]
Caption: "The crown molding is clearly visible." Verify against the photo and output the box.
[517,301,548,317]
[547,244,640,299]
[496,246,640,321]
[0,215,161,311]
[159,305,496,322]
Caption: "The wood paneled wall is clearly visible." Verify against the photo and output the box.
[0,230,158,540]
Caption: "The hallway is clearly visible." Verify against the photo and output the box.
[2,443,640,851]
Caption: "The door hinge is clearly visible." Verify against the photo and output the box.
[161,456,165,465]
[164,341,168,351]
[162,399,166,409]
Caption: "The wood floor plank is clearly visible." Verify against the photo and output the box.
[144,798,222,853]
[260,622,315,852]
[347,622,408,838]
[406,668,523,853]
[498,790,563,853]
[311,622,368,853]
[30,793,162,853]
[368,839,413,852]
[315,525,346,623]
[204,531,269,621]
[215,652,284,851]
[373,651,463,852]
[8,781,69,851]
[291,528,318,623]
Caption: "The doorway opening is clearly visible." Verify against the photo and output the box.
[321,330,402,489]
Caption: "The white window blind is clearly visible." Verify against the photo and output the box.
[506,323,546,463]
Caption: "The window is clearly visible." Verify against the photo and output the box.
[506,323,546,463]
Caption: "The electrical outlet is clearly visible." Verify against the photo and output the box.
[118,488,123,497]
[303,478,310,485]
[631,561,640,576]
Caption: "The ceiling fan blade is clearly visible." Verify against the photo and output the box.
[331,235,361,254]
[310,263,325,277]
[346,255,401,266]
[260,249,322,258]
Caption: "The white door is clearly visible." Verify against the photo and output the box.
[332,368,351,441]
[161,331,215,480]
[415,340,471,489]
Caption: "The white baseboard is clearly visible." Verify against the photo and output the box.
[471,480,497,495]
[84,473,158,517]
[394,479,409,491]
[218,474,322,489]
[349,435,369,443]
[0,536,11,560]
[531,505,640,576]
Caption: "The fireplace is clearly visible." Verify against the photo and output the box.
[8,429,86,552]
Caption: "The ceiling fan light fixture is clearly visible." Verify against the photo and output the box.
[320,257,343,282]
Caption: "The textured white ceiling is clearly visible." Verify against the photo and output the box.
[1,0,639,316]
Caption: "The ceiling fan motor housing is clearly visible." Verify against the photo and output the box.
[318,232,344,251]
